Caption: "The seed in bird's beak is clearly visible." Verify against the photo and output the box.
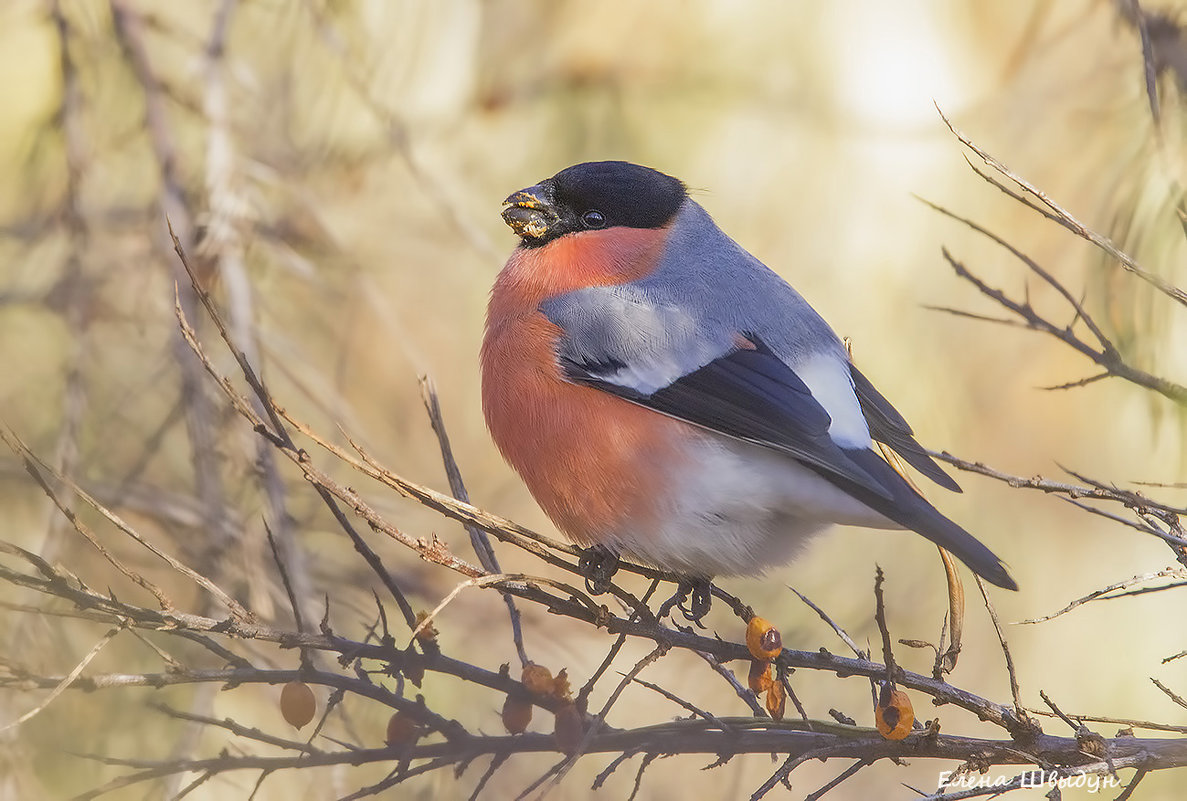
[502,203,551,239]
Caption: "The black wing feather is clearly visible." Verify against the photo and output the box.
[561,346,895,501]
[849,364,962,493]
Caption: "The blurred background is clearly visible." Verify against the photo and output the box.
[1,0,1185,798]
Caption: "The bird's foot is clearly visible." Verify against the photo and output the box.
[578,546,620,596]
[680,578,713,622]
[657,577,714,624]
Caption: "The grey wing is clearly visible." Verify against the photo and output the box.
[540,286,895,500]
[540,283,726,395]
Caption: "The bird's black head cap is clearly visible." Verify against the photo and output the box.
[502,161,686,247]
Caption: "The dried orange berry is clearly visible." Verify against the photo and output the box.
[280,680,315,730]
[502,696,533,735]
[765,678,786,721]
[521,663,555,695]
[413,611,439,642]
[747,659,773,694]
[875,686,915,740]
[553,702,584,754]
[746,616,783,661]
[386,710,422,746]
[552,668,572,700]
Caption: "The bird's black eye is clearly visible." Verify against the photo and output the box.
[581,210,606,229]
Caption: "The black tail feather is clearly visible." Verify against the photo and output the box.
[830,447,1018,590]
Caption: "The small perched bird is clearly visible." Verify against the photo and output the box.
[481,161,1016,592]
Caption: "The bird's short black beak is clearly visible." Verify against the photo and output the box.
[501,183,558,241]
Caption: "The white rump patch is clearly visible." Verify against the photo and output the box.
[793,354,871,448]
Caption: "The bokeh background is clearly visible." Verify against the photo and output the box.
[1,0,1185,798]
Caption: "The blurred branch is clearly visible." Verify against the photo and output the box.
[199,0,311,624]
[39,0,90,569]
[1115,0,1187,123]
[299,0,498,262]
[110,0,237,602]
[0,624,121,733]
[936,107,1187,309]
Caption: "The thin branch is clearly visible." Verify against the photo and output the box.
[147,702,321,754]
[788,585,867,659]
[577,579,662,708]
[1026,706,1187,735]
[1039,372,1112,392]
[420,376,529,668]
[298,0,499,262]
[975,577,1037,739]
[1113,767,1149,801]
[550,645,668,789]
[935,246,1187,405]
[1039,690,1082,734]
[921,199,1116,353]
[873,567,896,677]
[930,450,1187,518]
[1019,569,1187,624]
[1151,678,1187,712]
[803,758,872,801]
[0,625,122,732]
[1,428,176,613]
[749,743,871,801]
[937,105,1187,309]
[629,676,734,731]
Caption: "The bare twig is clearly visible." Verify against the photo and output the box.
[872,567,896,678]
[147,702,320,755]
[803,758,872,801]
[937,106,1187,310]
[1151,678,1187,712]
[788,585,867,660]
[1019,568,1187,624]
[629,676,734,731]
[1026,706,1187,735]
[934,246,1187,405]
[0,625,122,733]
[420,376,528,668]
[930,451,1187,519]
[976,577,1037,739]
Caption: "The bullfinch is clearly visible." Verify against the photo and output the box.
[481,161,1016,592]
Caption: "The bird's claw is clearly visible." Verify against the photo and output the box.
[678,579,713,622]
[656,578,714,624]
[578,546,620,595]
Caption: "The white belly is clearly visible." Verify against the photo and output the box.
[602,434,901,577]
